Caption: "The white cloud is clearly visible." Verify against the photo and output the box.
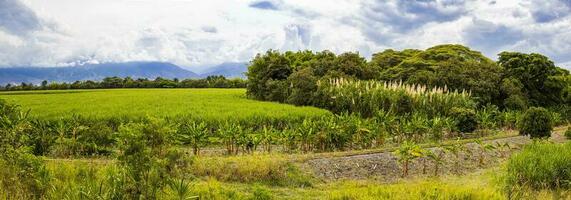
[0,0,571,70]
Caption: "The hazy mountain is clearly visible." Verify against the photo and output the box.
[0,62,199,85]
[0,61,253,85]
[200,62,248,78]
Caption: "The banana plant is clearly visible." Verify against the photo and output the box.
[297,119,315,153]
[444,139,466,174]
[429,117,445,141]
[393,141,423,177]
[474,139,496,166]
[426,149,445,176]
[178,121,209,155]
[259,126,274,153]
[217,121,244,155]
[279,128,298,153]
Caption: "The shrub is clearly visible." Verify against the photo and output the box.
[504,142,571,194]
[518,107,552,139]
[449,107,477,133]
[565,127,571,140]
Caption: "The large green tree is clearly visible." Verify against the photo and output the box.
[374,45,502,105]
[246,50,292,101]
[498,52,568,107]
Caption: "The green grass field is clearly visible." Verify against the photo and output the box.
[0,89,330,120]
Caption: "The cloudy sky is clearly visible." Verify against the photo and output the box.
[1,0,570,71]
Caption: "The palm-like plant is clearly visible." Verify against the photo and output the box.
[426,149,445,176]
[393,141,423,177]
[476,105,499,130]
[167,178,199,200]
[444,139,466,174]
[474,139,497,166]
[259,126,274,153]
[297,119,315,153]
[429,117,445,141]
[178,121,209,155]
[218,122,244,155]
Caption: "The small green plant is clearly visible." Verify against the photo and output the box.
[426,150,445,176]
[167,178,199,200]
[474,139,496,166]
[518,107,552,139]
[394,141,423,177]
[444,139,467,174]
[565,127,571,140]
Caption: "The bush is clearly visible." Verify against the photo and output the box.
[504,142,571,194]
[518,107,552,139]
[449,107,477,133]
[565,127,571,140]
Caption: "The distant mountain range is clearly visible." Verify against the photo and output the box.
[0,61,248,85]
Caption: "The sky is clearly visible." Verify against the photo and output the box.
[0,0,571,72]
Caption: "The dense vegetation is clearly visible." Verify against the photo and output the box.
[1,43,571,199]
[1,75,247,90]
[3,88,564,158]
[2,96,568,199]
[247,44,571,110]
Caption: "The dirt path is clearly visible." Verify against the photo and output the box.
[303,127,569,182]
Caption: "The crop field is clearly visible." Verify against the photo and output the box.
[0,89,330,120]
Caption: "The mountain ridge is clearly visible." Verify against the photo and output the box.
[0,61,248,85]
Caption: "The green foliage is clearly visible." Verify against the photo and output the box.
[190,154,312,187]
[505,141,571,195]
[377,44,502,105]
[0,99,51,199]
[245,45,571,116]
[518,107,553,139]
[249,185,273,200]
[287,67,318,106]
[246,50,374,103]
[115,117,179,199]
[246,50,292,101]
[499,52,567,107]
[177,120,210,155]
[565,127,571,140]
[393,141,423,177]
[449,107,477,133]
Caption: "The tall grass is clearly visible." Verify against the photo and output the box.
[504,141,571,198]
[318,78,475,118]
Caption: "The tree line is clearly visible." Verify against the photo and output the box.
[246,44,571,110]
[1,75,247,91]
